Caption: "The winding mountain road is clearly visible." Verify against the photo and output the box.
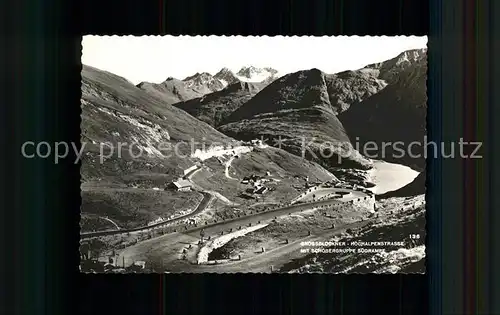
[83,150,374,272]
[115,189,372,269]
[81,191,214,239]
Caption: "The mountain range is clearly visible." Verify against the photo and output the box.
[136,66,280,105]
[217,49,427,170]
[84,48,427,173]
[80,48,427,227]
[80,65,334,228]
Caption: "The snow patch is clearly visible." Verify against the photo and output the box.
[236,73,270,83]
[191,145,253,161]
[235,66,280,83]
[96,106,114,116]
[219,79,228,88]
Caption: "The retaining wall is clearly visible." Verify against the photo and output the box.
[82,192,376,240]
[290,186,322,204]
[183,165,199,175]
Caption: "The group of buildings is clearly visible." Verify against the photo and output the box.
[241,173,274,195]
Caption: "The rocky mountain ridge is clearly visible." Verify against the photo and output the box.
[216,48,427,171]
[235,66,280,84]
[136,66,280,104]
[339,48,427,171]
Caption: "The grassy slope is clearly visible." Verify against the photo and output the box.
[81,188,203,230]
[189,146,337,210]
[81,65,234,228]
[82,65,232,144]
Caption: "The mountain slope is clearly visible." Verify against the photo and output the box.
[182,72,226,93]
[136,72,226,104]
[214,68,240,86]
[339,49,427,171]
[136,78,196,104]
[82,65,232,146]
[173,81,264,127]
[218,69,373,170]
[137,66,280,104]
[324,69,388,113]
[80,65,340,230]
[81,65,236,229]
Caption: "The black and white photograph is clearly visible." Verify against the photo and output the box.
[79,36,427,273]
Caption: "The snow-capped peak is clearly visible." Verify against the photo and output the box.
[365,48,427,71]
[214,68,239,87]
[361,48,427,84]
[182,72,225,91]
[183,72,213,83]
[216,67,232,75]
[184,72,212,85]
[394,49,426,66]
[235,66,280,83]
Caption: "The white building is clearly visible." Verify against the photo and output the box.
[172,179,192,191]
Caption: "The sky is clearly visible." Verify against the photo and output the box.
[82,36,427,85]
